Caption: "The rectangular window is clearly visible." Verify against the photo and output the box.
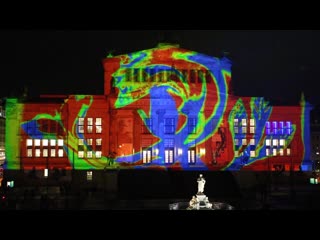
[87,118,93,126]
[287,148,291,156]
[96,151,102,158]
[241,119,247,126]
[242,126,247,134]
[35,148,41,157]
[266,139,271,146]
[27,149,32,157]
[165,148,174,163]
[250,119,255,126]
[234,127,239,134]
[188,148,196,164]
[42,139,48,146]
[250,139,255,146]
[272,139,278,147]
[279,148,284,156]
[35,139,41,146]
[250,150,255,157]
[58,149,64,157]
[87,138,93,146]
[78,118,84,125]
[286,121,291,135]
[279,139,285,147]
[266,121,271,135]
[27,139,33,146]
[58,139,64,146]
[78,151,84,158]
[164,118,175,134]
[234,119,239,126]
[235,138,239,146]
[234,150,239,157]
[43,149,48,157]
[142,149,152,163]
[250,127,255,134]
[272,121,277,134]
[78,139,84,145]
[50,139,56,146]
[95,118,102,126]
[242,138,247,146]
[96,138,102,146]
[87,125,93,133]
[78,125,84,133]
[279,121,284,135]
[188,118,197,134]
[87,151,93,158]
[266,148,270,156]
[96,125,102,133]
[272,148,277,156]
[50,149,56,157]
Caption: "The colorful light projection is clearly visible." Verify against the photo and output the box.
[4,45,311,170]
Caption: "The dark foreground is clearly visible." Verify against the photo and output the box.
[1,169,319,210]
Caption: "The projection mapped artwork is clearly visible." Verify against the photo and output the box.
[5,45,312,171]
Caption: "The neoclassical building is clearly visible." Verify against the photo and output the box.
[5,43,313,171]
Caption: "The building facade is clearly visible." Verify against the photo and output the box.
[5,44,313,171]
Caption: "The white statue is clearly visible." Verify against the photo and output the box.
[197,174,206,194]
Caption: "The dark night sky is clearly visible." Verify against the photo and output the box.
[0,30,319,105]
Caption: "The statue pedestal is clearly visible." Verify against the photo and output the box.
[188,193,213,210]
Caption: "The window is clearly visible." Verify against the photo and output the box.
[266,121,271,135]
[50,139,56,146]
[87,138,93,146]
[250,150,255,157]
[26,139,33,146]
[142,149,152,163]
[234,127,239,134]
[95,151,102,158]
[78,139,84,145]
[164,118,175,134]
[242,126,247,134]
[96,118,102,125]
[96,118,102,133]
[234,150,239,157]
[87,151,93,158]
[43,149,48,157]
[165,148,174,163]
[279,148,284,156]
[272,139,278,147]
[272,148,277,156]
[27,149,32,157]
[87,118,93,133]
[242,138,247,145]
[58,139,64,146]
[78,118,84,133]
[279,139,285,147]
[188,148,196,164]
[188,118,197,134]
[266,139,271,146]
[35,149,41,157]
[286,121,291,135]
[287,148,291,156]
[96,138,102,146]
[250,119,255,127]
[250,139,255,146]
[266,148,270,156]
[250,126,255,134]
[272,121,277,134]
[42,139,48,146]
[241,119,247,126]
[35,139,41,146]
[78,151,84,158]
[58,149,64,157]
[279,121,284,135]
[50,149,56,157]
